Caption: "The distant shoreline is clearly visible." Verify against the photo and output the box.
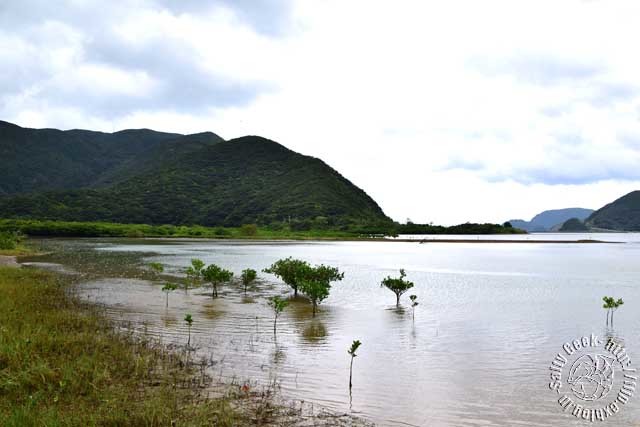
[413,238,618,244]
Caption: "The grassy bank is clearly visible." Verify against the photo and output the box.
[0,218,524,240]
[0,219,363,240]
[0,267,372,426]
[0,267,252,426]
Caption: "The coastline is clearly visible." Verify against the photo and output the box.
[0,255,19,267]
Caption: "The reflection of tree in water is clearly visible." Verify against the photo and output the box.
[302,320,328,343]
[603,327,625,349]
[272,344,286,365]
[161,313,177,327]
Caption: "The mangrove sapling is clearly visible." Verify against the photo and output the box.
[162,282,178,307]
[263,257,310,297]
[603,296,624,327]
[299,279,328,317]
[149,262,164,277]
[185,258,205,291]
[298,264,344,317]
[241,268,257,294]
[381,269,414,306]
[410,294,419,320]
[184,313,194,348]
[348,340,361,389]
[202,264,233,298]
[268,296,289,335]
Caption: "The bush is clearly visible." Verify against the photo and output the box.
[0,231,21,250]
[240,224,258,236]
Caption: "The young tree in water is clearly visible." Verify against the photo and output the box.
[162,282,178,307]
[149,262,164,277]
[185,259,205,290]
[184,313,194,348]
[241,268,257,294]
[410,294,419,320]
[603,296,624,327]
[202,264,233,298]
[263,257,310,297]
[381,269,414,306]
[298,264,344,317]
[268,296,289,335]
[348,340,361,389]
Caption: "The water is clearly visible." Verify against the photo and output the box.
[24,236,640,426]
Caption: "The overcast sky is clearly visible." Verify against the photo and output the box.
[2,0,640,224]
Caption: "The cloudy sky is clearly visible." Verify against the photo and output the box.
[2,0,640,224]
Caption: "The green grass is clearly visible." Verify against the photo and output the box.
[0,218,368,240]
[0,267,251,426]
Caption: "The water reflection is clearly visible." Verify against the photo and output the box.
[301,320,328,343]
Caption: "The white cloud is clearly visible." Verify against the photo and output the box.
[2,0,640,224]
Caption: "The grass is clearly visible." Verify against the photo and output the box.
[0,219,368,240]
[0,266,251,426]
[0,267,373,426]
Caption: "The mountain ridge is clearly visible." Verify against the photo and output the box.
[0,121,390,227]
[507,207,594,232]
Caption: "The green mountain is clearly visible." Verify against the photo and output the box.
[507,208,594,232]
[558,217,589,232]
[586,191,640,231]
[0,121,389,227]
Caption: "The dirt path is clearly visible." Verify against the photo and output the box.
[0,255,19,268]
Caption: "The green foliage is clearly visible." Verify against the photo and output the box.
[0,231,21,250]
[241,268,257,293]
[149,262,164,275]
[348,339,361,389]
[396,222,526,235]
[185,258,205,289]
[240,223,258,236]
[267,296,289,335]
[603,296,624,327]
[409,294,419,319]
[381,269,414,305]
[184,313,194,347]
[161,282,178,307]
[348,340,361,357]
[298,264,344,316]
[202,264,234,298]
[0,218,392,239]
[263,257,311,297]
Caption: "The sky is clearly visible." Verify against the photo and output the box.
[2,0,640,225]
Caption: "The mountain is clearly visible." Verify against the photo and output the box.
[558,217,589,232]
[586,191,640,231]
[507,208,594,232]
[0,121,390,227]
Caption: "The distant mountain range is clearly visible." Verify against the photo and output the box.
[507,208,594,232]
[0,120,390,227]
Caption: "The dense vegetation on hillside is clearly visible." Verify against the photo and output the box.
[396,221,524,235]
[587,191,640,231]
[0,121,389,227]
[558,217,589,232]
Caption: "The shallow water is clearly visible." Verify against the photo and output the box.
[26,236,640,426]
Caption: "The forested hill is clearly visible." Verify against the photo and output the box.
[0,121,390,227]
[586,191,640,231]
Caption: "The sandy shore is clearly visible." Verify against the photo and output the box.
[0,255,20,268]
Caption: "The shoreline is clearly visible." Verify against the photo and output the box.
[24,235,621,245]
[0,255,19,267]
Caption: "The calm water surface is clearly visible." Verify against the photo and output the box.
[26,235,640,426]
